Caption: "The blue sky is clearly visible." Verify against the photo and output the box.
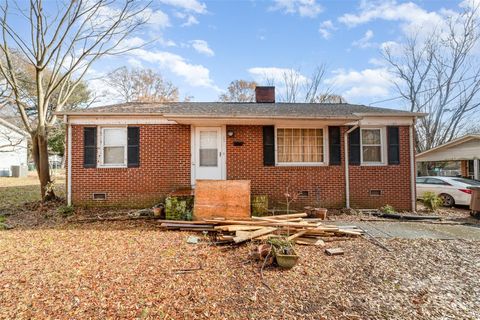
[54,1,475,107]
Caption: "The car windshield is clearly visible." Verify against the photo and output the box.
[453,178,480,186]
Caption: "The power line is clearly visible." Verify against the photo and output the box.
[369,74,480,106]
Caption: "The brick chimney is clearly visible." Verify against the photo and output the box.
[255,86,275,103]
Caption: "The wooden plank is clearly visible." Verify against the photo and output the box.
[335,229,363,236]
[253,217,303,222]
[251,213,307,220]
[325,248,344,256]
[294,237,325,246]
[203,219,321,228]
[193,180,251,220]
[286,230,307,241]
[233,227,277,244]
[214,225,264,232]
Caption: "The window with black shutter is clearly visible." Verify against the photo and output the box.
[348,127,361,165]
[263,126,275,166]
[328,126,341,165]
[127,127,140,167]
[387,126,400,165]
[83,127,97,168]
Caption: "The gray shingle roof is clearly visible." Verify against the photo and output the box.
[58,102,421,119]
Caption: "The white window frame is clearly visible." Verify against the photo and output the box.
[275,126,328,166]
[98,126,128,168]
[360,127,386,166]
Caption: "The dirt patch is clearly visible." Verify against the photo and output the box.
[1,221,479,319]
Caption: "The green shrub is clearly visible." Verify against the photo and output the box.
[380,204,395,214]
[57,205,75,217]
[422,192,443,211]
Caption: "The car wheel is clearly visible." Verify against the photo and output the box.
[439,193,455,207]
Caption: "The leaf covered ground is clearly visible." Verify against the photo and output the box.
[1,221,479,320]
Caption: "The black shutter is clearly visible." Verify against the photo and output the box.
[348,127,361,165]
[387,126,400,165]
[328,126,341,165]
[83,127,97,168]
[263,126,275,166]
[127,127,140,168]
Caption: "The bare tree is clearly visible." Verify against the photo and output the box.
[0,117,26,152]
[218,80,257,102]
[0,0,148,201]
[263,65,345,103]
[106,67,179,103]
[383,5,480,152]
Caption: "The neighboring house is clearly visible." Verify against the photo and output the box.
[0,118,28,177]
[416,135,480,180]
[49,154,64,169]
[57,87,424,211]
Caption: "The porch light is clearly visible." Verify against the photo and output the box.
[227,130,234,137]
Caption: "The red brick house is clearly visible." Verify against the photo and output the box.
[58,87,424,211]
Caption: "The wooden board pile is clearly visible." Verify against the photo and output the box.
[159,213,364,246]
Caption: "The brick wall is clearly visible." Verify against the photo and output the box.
[349,126,412,210]
[70,124,191,207]
[69,123,413,211]
[226,125,413,211]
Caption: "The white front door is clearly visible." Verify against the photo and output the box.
[194,127,223,180]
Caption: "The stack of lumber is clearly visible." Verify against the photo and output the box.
[159,213,363,246]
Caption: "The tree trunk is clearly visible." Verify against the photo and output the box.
[31,131,56,202]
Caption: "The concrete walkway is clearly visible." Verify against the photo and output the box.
[334,221,480,240]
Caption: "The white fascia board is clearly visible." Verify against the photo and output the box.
[68,116,176,125]
[358,116,414,126]
[169,117,354,126]
[354,112,427,117]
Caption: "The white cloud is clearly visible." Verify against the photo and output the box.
[352,29,374,48]
[271,0,323,18]
[248,67,309,84]
[339,0,446,37]
[159,0,207,14]
[190,40,214,56]
[132,49,219,90]
[127,58,143,68]
[117,37,146,51]
[324,68,395,101]
[318,20,336,39]
[144,8,170,30]
[175,12,200,26]
[182,15,199,26]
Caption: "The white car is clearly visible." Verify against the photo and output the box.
[416,176,480,206]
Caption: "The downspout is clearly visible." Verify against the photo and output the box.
[344,124,359,209]
[66,115,72,206]
[409,124,416,212]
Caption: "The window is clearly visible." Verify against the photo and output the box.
[361,128,383,164]
[416,177,427,184]
[425,178,451,186]
[199,130,218,167]
[100,127,127,167]
[277,128,324,164]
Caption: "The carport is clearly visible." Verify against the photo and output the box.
[416,135,480,180]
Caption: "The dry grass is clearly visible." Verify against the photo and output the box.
[0,170,65,210]
[0,221,479,320]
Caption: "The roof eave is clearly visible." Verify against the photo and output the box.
[353,112,427,117]
[416,135,480,158]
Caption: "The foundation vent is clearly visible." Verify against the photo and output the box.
[93,193,107,200]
